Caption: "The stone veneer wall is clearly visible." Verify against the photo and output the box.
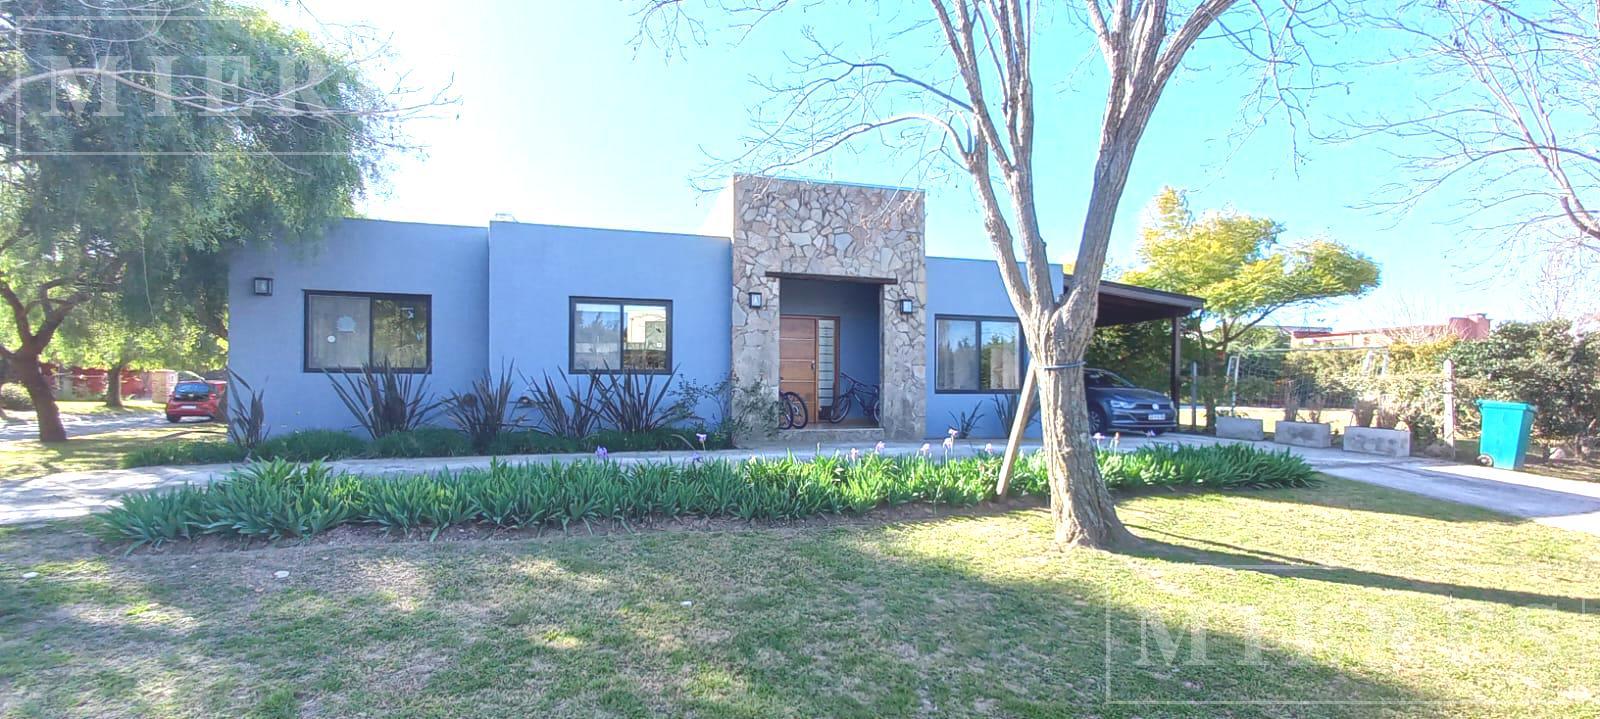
[729,175,927,439]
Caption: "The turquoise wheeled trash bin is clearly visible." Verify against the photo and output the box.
[1475,400,1536,470]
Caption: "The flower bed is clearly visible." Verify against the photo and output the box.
[98,444,1316,549]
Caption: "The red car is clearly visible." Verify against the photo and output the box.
[165,380,227,423]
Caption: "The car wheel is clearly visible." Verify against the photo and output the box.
[1089,407,1108,435]
[165,415,180,424]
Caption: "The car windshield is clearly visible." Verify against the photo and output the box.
[1084,369,1135,389]
[174,382,210,395]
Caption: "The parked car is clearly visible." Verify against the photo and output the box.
[1084,368,1176,435]
[165,380,227,423]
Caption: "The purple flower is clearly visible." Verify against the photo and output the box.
[941,436,955,451]
[691,451,703,463]
[594,446,609,461]
[696,432,708,446]
[1145,430,1157,438]
[1092,433,1105,441]
[874,441,886,454]
[947,428,959,438]
[984,442,994,454]
[919,443,931,456]
[849,448,861,461]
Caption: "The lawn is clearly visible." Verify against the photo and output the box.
[0,423,226,481]
[1,479,1595,718]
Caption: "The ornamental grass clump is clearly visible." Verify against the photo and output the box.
[97,443,1316,548]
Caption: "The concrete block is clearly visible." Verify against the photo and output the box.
[1342,426,1412,458]
[1273,421,1332,448]
[1216,416,1265,441]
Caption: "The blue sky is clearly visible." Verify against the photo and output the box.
[281,1,1544,331]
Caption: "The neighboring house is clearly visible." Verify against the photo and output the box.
[1289,314,1492,349]
[229,176,1202,440]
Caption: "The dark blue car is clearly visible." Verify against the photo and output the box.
[1085,368,1177,435]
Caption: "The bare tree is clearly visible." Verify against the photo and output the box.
[1353,1,1600,262]
[639,0,1328,548]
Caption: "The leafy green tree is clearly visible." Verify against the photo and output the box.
[1121,187,1381,429]
[0,1,407,441]
[47,295,223,407]
[1452,321,1600,441]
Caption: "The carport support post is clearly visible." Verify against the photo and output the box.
[1169,316,1182,407]
[995,364,1037,497]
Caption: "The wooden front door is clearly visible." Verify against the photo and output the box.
[779,317,819,423]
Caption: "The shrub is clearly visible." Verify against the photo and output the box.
[676,374,781,444]
[446,364,517,452]
[1096,443,1316,491]
[325,362,438,439]
[486,431,583,456]
[369,428,472,458]
[0,383,32,411]
[122,441,249,469]
[521,370,602,439]
[1452,320,1600,439]
[256,430,368,462]
[99,443,1315,547]
[582,427,731,453]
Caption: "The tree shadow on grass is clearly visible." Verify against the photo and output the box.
[1125,524,1597,615]
[1,520,1448,719]
[1244,479,1529,523]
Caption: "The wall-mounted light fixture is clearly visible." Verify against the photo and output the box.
[252,277,274,296]
[898,297,915,315]
[748,291,764,309]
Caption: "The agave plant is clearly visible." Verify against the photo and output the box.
[521,369,603,439]
[587,366,696,433]
[446,363,517,452]
[226,369,269,450]
[325,362,438,439]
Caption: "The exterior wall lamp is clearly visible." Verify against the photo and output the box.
[748,291,764,309]
[252,277,274,296]
[898,297,915,315]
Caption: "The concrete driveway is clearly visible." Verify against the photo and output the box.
[3,433,1597,535]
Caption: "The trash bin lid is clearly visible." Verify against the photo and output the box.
[1475,399,1535,411]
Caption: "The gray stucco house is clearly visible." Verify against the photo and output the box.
[229,176,1200,441]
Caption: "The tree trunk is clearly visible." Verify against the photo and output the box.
[1035,341,1134,548]
[104,363,125,408]
[13,353,65,443]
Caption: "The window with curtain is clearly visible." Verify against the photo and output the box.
[305,292,431,372]
[935,316,1022,392]
[571,298,671,372]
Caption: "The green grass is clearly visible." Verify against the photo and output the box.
[2,479,1596,717]
[0,424,228,481]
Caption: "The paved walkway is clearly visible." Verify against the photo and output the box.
[4,434,1598,535]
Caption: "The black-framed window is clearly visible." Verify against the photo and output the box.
[935,316,1023,392]
[305,291,431,373]
[570,297,671,373]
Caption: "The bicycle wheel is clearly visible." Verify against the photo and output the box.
[825,392,852,424]
[782,392,808,429]
[866,395,880,425]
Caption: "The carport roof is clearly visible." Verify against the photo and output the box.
[1090,279,1204,327]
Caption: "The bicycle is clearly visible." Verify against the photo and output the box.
[823,372,880,424]
[779,390,809,429]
